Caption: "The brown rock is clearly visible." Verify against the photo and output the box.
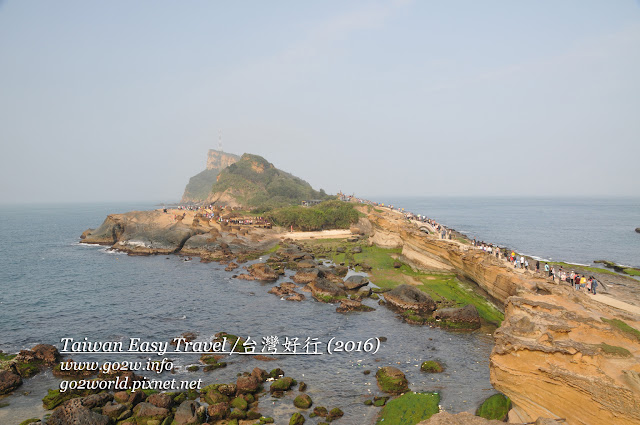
[433,304,481,329]
[292,268,323,284]
[237,375,260,393]
[248,263,279,281]
[343,275,369,290]
[416,411,511,425]
[384,284,436,313]
[336,299,375,313]
[48,398,110,425]
[207,402,230,421]
[0,369,22,395]
[147,392,173,409]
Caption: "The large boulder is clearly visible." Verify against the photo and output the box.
[174,400,205,425]
[237,374,261,393]
[147,392,173,409]
[47,398,110,425]
[416,411,509,425]
[343,275,369,290]
[307,278,347,302]
[433,305,481,330]
[133,402,169,421]
[0,368,22,395]
[375,366,409,394]
[15,344,60,366]
[207,402,230,421]
[248,263,279,282]
[384,284,436,313]
[292,268,323,284]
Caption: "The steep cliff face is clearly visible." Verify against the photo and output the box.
[180,150,240,203]
[365,207,640,425]
[367,211,537,305]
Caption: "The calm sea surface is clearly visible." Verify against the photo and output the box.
[378,197,640,268]
[0,203,493,425]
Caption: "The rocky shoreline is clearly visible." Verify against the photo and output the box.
[2,203,639,425]
[79,203,640,424]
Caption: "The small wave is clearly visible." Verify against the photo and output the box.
[76,242,101,247]
[101,248,125,255]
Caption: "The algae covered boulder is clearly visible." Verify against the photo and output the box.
[290,412,305,425]
[270,376,296,393]
[475,393,511,421]
[294,394,313,409]
[420,361,444,373]
[375,366,409,394]
[377,392,439,425]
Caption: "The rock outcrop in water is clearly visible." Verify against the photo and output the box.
[81,209,278,259]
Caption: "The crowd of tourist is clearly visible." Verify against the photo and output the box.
[345,194,601,296]
[162,205,271,228]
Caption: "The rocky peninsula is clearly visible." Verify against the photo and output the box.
[3,151,639,425]
[72,199,640,425]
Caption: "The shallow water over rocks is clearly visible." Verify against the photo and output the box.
[0,204,494,424]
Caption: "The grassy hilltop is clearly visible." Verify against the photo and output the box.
[210,153,331,211]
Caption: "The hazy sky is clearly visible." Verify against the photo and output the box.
[1,1,639,203]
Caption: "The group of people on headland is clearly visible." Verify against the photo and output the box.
[162,205,271,228]
[342,193,602,297]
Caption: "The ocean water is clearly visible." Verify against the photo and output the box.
[0,203,494,425]
[378,197,640,269]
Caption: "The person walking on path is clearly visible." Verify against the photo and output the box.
[524,259,529,270]
[544,263,550,276]
[536,260,540,272]
[520,256,525,269]
[591,277,598,295]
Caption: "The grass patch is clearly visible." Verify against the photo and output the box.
[0,353,17,362]
[600,318,640,342]
[376,392,440,425]
[476,393,511,421]
[623,268,640,277]
[302,241,504,326]
[597,343,632,357]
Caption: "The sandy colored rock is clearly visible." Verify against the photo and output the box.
[416,411,514,425]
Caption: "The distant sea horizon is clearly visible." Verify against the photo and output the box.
[365,196,640,269]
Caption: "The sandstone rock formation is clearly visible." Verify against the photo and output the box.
[491,283,640,425]
[364,206,640,425]
[81,209,278,260]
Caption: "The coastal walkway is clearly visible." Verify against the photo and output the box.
[591,293,640,315]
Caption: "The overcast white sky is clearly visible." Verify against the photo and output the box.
[1,1,639,203]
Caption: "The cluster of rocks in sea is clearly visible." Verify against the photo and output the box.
[229,242,481,330]
[3,345,349,425]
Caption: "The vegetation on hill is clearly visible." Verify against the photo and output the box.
[182,168,224,202]
[266,200,360,231]
[181,150,240,203]
[211,153,331,210]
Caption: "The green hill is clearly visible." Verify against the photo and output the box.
[209,153,330,211]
